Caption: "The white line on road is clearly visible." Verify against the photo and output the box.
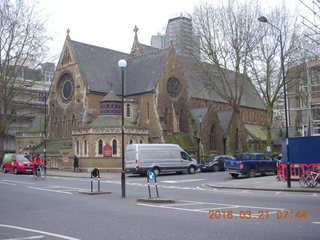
[27,187,73,195]
[0,224,80,240]
[312,222,320,224]
[0,181,16,186]
[2,180,35,185]
[160,179,206,183]
[2,235,44,240]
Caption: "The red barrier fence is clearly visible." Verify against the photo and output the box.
[277,163,320,180]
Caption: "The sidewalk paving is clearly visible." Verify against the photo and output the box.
[46,170,320,193]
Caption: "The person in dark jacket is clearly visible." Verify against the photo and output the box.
[73,155,79,172]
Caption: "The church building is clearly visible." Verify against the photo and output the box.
[16,25,267,172]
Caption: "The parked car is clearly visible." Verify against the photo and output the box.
[200,155,235,172]
[224,152,278,178]
[2,153,34,174]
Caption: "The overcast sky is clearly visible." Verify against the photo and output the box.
[38,0,314,61]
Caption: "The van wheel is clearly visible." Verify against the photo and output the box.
[188,166,196,174]
[3,167,7,173]
[152,168,160,176]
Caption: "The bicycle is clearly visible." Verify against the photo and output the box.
[299,168,320,188]
[33,164,46,180]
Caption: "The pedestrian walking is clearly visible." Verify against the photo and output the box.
[73,155,79,172]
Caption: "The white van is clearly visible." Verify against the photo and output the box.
[125,144,197,176]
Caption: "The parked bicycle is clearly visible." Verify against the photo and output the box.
[33,164,46,180]
[299,168,320,188]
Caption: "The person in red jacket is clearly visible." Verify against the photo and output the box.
[33,154,43,175]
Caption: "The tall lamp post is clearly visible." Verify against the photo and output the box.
[258,16,291,188]
[118,59,127,198]
[44,90,47,165]
[197,115,202,164]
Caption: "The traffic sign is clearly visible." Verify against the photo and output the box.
[148,171,155,180]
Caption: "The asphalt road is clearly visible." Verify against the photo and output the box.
[0,171,319,240]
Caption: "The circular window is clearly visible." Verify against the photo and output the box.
[59,74,74,104]
[63,80,72,99]
[167,77,180,98]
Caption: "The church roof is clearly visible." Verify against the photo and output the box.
[100,91,121,102]
[70,38,264,110]
[71,40,169,97]
[126,49,170,96]
[88,115,135,127]
[217,110,233,134]
[180,57,266,110]
[71,40,129,94]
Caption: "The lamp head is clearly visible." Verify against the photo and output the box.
[118,59,127,69]
[258,16,268,23]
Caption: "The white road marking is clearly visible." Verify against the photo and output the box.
[2,180,35,185]
[160,179,205,183]
[138,200,286,214]
[2,235,44,240]
[0,181,16,186]
[312,222,320,224]
[28,187,73,195]
[0,224,80,240]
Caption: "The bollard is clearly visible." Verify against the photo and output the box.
[91,168,100,192]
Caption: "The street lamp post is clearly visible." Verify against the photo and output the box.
[118,59,127,198]
[44,90,47,166]
[197,115,202,164]
[258,16,291,187]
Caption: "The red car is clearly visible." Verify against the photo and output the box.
[2,153,34,174]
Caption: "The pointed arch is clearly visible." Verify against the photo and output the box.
[76,139,80,156]
[63,115,67,137]
[98,139,103,155]
[72,114,76,129]
[209,125,216,151]
[112,139,118,155]
[164,107,173,132]
[83,139,88,156]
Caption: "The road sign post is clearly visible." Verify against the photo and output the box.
[147,170,159,198]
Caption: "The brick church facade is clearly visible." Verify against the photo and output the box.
[16,29,267,172]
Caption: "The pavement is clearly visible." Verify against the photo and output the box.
[46,170,320,193]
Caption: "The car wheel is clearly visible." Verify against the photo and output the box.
[213,165,220,172]
[14,168,18,174]
[248,169,256,178]
[3,167,7,173]
[152,167,160,176]
[188,166,196,174]
[231,173,238,179]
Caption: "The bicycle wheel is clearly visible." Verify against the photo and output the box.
[308,174,318,187]
[299,172,312,187]
[40,167,46,180]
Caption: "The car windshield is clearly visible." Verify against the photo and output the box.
[206,156,218,162]
[16,155,31,161]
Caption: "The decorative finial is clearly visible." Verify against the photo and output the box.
[133,25,139,34]
[67,28,70,36]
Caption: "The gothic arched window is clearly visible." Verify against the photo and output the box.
[98,139,103,155]
[209,125,216,150]
[112,139,117,155]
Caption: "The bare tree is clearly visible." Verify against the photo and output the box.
[191,0,261,153]
[250,5,305,147]
[0,0,51,158]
